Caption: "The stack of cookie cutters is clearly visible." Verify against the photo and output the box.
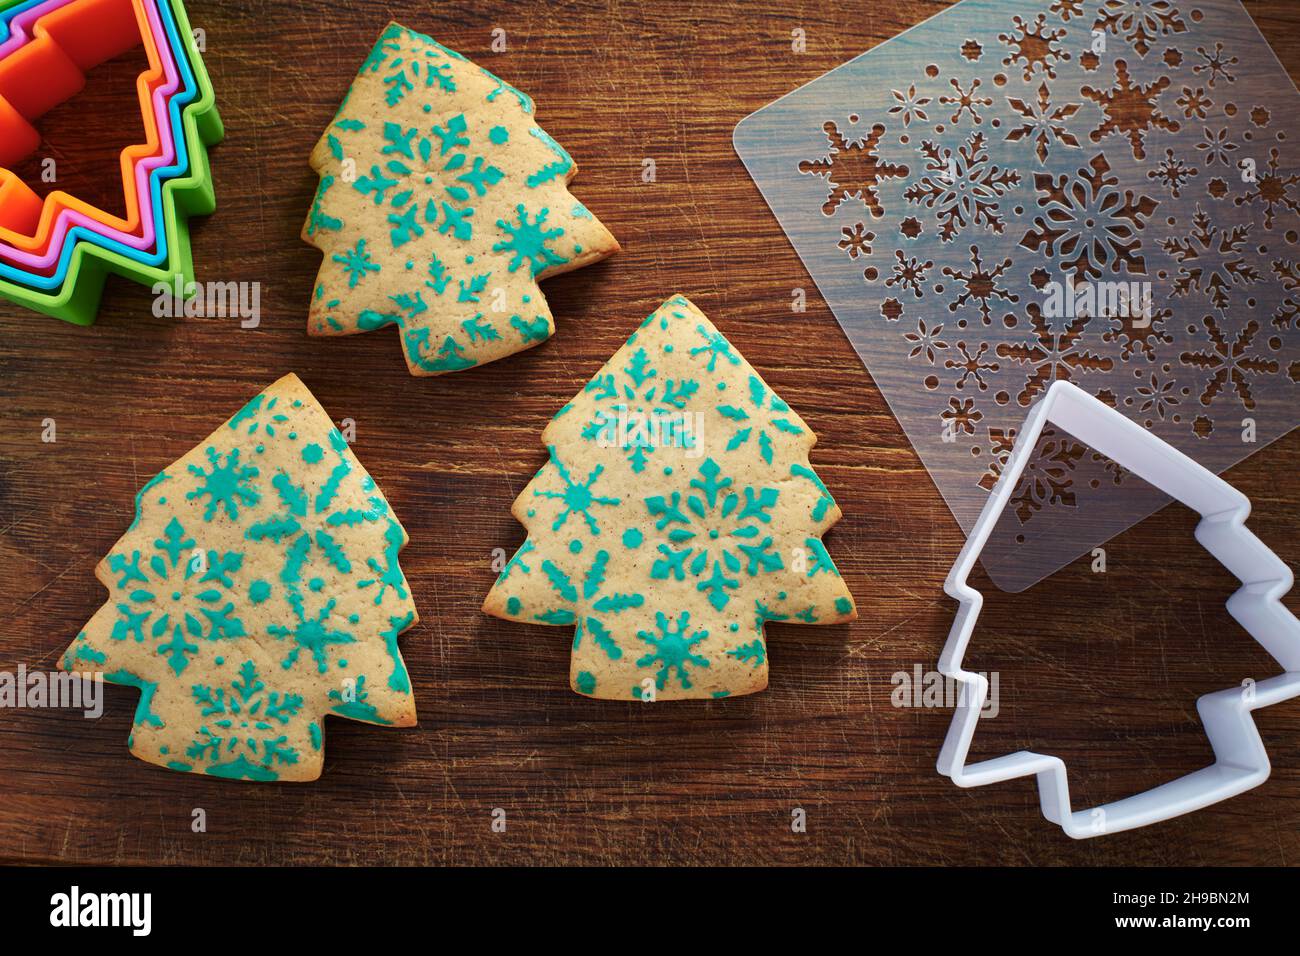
[0,0,222,324]
[938,380,1300,837]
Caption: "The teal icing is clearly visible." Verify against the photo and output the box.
[525,127,574,188]
[76,379,420,779]
[493,205,568,277]
[187,448,260,521]
[635,611,710,691]
[726,639,767,668]
[127,471,170,532]
[329,675,392,724]
[645,457,781,611]
[104,669,163,728]
[805,537,841,577]
[510,314,550,343]
[533,446,620,535]
[381,612,414,692]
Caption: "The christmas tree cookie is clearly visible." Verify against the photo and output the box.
[483,296,857,700]
[302,22,620,375]
[60,374,418,781]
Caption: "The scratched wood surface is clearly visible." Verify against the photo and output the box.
[1,0,1298,866]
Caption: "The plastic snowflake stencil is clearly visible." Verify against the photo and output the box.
[62,375,419,781]
[735,0,1300,590]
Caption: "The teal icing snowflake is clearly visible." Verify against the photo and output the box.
[580,343,701,473]
[726,638,767,667]
[645,457,782,610]
[533,445,621,535]
[368,26,458,105]
[493,204,568,276]
[107,517,247,676]
[529,547,645,662]
[636,611,710,690]
[187,447,260,522]
[185,660,303,781]
[689,323,742,373]
[268,593,356,675]
[347,112,505,251]
[333,239,381,288]
[328,673,390,724]
[716,375,806,466]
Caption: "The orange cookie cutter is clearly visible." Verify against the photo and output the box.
[0,0,168,250]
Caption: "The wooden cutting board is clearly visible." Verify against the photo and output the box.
[0,0,1297,864]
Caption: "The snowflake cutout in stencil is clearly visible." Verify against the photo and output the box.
[1148,147,1198,198]
[1195,126,1239,168]
[996,305,1115,406]
[1235,147,1300,230]
[1180,316,1280,411]
[943,243,1019,326]
[1162,205,1261,310]
[945,341,1000,391]
[1049,0,1083,21]
[1081,59,1180,161]
[1176,86,1213,121]
[1019,152,1159,282]
[1103,305,1175,361]
[998,14,1070,81]
[904,131,1021,241]
[942,397,983,436]
[1093,0,1187,58]
[888,84,931,127]
[939,77,994,125]
[484,296,855,701]
[838,223,875,259]
[1004,82,1081,164]
[886,250,933,297]
[904,318,950,364]
[302,22,618,375]
[799,121,910,217]
[1194,41,1238,87]
[62,374,419,781]
[1012,430,1086,522]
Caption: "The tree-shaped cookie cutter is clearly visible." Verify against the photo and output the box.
[0,0,182,267]
[0,0,220,323]
[938,380,1300,838]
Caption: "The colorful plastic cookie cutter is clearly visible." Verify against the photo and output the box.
[0,0,220,323]
[0,0,190,278]
[0,0,183,270]
[937,380,1300,839]
[0,0,170,248]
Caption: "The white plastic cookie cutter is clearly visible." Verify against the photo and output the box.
[937,380,1300,838]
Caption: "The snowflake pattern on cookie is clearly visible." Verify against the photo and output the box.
[302,22,619,375]
[483,296,856,700]
[61,375,419,781]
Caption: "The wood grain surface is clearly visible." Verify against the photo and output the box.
[1,0,1298,866]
